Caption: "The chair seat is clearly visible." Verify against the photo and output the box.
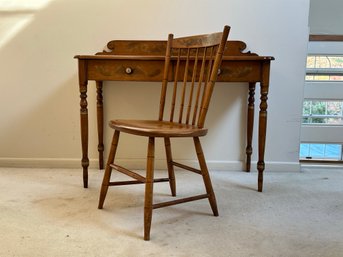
[109,119,208,137]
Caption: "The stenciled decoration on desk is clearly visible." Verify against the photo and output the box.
[95,40,258,81]
[222,66,254,79]
[97,40,257,57]
[94,64,163,79]
[99,40,167,56]
[225,40,257,56]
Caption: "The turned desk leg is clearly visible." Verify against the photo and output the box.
[245,82,256,172]
[96,81,104,170]
[79,60,89,188]
[257,62,270,192]
[80,89,89,188]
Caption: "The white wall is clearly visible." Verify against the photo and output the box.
[0,0,310,172]
[309,0,343,34]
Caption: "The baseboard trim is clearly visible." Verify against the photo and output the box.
[0,157,300,172]
[0,158,98,169]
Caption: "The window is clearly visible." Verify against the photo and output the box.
[302,100,343,125]
[306,55,343,81]
[300,143,342,160]
[300,41,343,162]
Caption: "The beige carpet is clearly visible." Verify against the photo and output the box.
[0,167,342,257]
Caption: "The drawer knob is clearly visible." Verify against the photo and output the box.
[217,68,222,75]
[125,67,133,74]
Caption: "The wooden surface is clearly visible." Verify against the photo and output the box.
[75,38,274,192]
[98,28,230,240]
[76,41,271,83]
[309,34,343,41]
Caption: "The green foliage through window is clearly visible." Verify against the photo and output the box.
[302,100,343,125]
[306,55,343,81]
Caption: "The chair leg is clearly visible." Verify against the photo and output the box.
[193,137,219,216]
[164,137,176,196]
[144,137,155,241]
[98,130,120,209]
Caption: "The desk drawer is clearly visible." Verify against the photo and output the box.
[218,61,261,82]
[87,59,262,83]
[88,59,164,81]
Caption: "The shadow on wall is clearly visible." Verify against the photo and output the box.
[205,83,249,161]
[102,81,249,162]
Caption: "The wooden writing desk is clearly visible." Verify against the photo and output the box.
[75,40,274,192]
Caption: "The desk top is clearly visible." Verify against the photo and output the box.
[75,40,274,61]
[75,40,274,83]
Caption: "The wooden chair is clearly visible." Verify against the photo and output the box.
[98,25,230,240]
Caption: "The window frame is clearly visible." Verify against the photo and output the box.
[300,39,343,162]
